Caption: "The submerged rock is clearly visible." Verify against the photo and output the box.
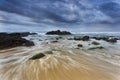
[93,37,109,41]
[29,53,45,60]
[93,37,118,43]
[74,37,82,40]
[107,38,118,43]
[74,36,90,41]
[82,36,90,41]
[46,30,72,35]
[92,41,100,45]
[51,40,58,43]
[88,46,104,50]
[77,44,83,47]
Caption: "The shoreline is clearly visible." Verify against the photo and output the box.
[0,32,120,80]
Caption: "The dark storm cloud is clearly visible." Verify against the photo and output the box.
[99,2,120,21]
[0,0,120,32]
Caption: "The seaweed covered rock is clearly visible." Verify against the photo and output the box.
[46,30,72,35]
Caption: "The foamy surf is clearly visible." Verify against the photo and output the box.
[0,36,120,80]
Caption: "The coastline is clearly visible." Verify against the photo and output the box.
[0,32,120,80]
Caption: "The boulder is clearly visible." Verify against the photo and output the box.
[46,30,72,35]
[92,41,100,45]
[29,53,45,60]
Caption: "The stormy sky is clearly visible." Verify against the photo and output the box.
[0,0,120,32]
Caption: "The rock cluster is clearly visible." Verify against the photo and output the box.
[46,30,72,35]
[0,32,35,50]
[74,36,90,41]
[93,37,118,43]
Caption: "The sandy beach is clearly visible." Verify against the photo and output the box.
[0,36,120,80]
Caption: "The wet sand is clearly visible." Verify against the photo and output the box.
[0,39,120,80]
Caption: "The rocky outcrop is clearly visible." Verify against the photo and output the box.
[0,32,37,37]
[46,30,72,35]
[0,32,35,50]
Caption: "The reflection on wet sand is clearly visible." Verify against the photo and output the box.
[0,41,120,80]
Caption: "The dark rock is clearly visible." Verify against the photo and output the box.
[77,44,83,47]
[0,32,35,38]
[46,30,72,35]
[93,37,118,43]
[74,37,82,40]
[29,53,45,60]
[92,41,100,45]
[0,32,34,50]
[8,32,30,37]
[51,40,58,43]
[93,37,109,41]
[82,36,90,41]
[29,32,37,35]
[55,37,63,40]
[74,36,90,41]
[107,38,118,43]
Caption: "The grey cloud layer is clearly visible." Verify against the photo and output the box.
[0,0,120,32]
